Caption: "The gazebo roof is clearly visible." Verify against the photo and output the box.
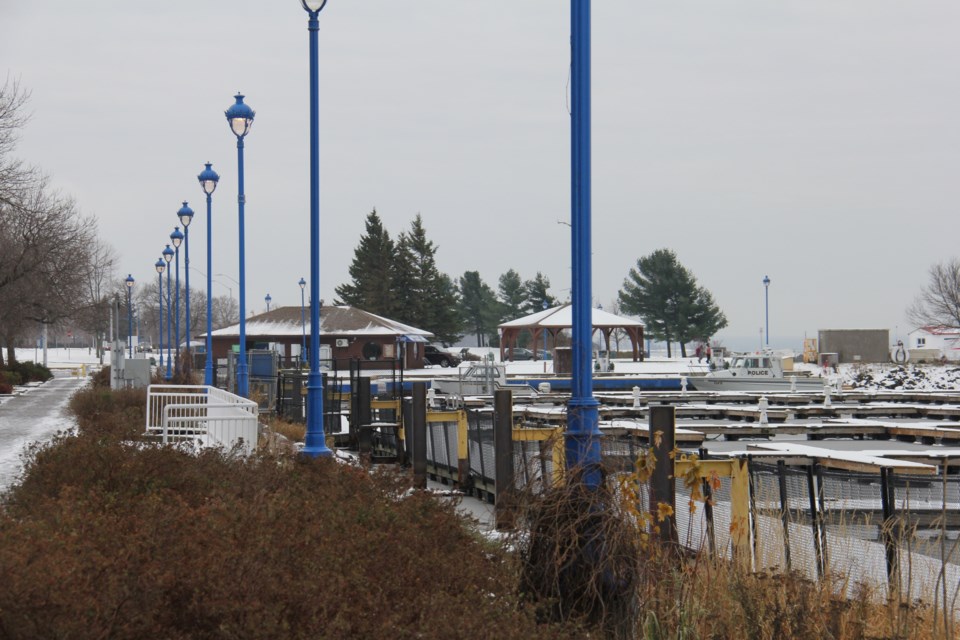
[207,305,433,341]
[499,304,644,330]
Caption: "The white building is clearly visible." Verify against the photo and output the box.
[906,326,960,361]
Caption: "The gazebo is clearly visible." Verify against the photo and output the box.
[498,304,645,362]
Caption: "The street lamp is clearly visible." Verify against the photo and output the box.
[170,226,184,374]
[567,0,602,488]
[178,202,195,370]
[299,0,332,457]
[542,299,548,357]
[299,277,307,367]
[265,293,272,312]
[156,258,165,372]
[162,244,175,380]
[225,92,255,398]
[125,274,135,358]
[763,275,770,347]
[198,162,220,386]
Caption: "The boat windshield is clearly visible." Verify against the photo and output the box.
[732,357,771,369]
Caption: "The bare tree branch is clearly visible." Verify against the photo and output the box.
[907,259,960,329]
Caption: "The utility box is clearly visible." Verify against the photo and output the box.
[554,347,572,375]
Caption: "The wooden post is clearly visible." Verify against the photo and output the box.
[698,448,717,558]
[354,376,371,451]
[412,382,427,490]
[494,389,515,529]
[880,467,899,592]
[806,465,824,579]
[649,404,678,546]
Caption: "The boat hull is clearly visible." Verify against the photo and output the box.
[689,376,827,393]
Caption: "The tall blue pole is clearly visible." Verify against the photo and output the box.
[184,226,191,363]
[542,299,548,355]
[763,275,770,346]
[166,256,172,380]
[205,196,214,385]
[198,163,220,387]
[236,136,248,397]
[226,93,254,398]
[174,241,181,374]
[566,0,601,488]
[157,260,164,372]
[299,278,307,367]
[302,3,331,457]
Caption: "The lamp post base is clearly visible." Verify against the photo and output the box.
[303,370,332,457]
[566,397,602,489]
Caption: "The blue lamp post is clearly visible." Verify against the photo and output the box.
[542,299,548,357]
[156,259,165,372]
[162,245,175,380]
[125,274,135,358]
[567,0,602,488]
[763,275,770,347]
[198,162,220,386]
[299,0,332,457]
[265,293,272,312]
[178,202,195,368]
[299,277,307,367]
[225,93,255,398]
[170,227,184,374]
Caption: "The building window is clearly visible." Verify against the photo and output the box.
[917,337,926,347]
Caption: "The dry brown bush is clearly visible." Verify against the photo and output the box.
[68,385,146,441]
[0,391,578,640]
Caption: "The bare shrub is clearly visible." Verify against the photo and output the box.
[0,413,577,639]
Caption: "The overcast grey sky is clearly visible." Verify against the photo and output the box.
[2,1,957,349]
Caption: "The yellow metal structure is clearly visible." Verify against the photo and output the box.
[426,409,469,463]
[512,426,565,486]
[675,455,751,566]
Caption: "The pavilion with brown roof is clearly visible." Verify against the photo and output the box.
[498,304,645,362]
[206,305,433,369]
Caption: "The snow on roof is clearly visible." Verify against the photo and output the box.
[912,325,960,336]
[207,306,433,339]
[499,303,643,329]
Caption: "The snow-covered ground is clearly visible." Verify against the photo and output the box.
[13,347,104,370]
[843,363,960,391]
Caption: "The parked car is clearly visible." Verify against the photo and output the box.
[424,345,461,367]
[505,347,535,361]
[537,349,553,360]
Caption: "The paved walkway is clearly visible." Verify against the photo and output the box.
[0,373,88,491]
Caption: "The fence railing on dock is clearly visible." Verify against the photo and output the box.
[145,384,259,454]
[348,383,960,605]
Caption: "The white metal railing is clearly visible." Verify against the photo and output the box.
[145,385,259,454]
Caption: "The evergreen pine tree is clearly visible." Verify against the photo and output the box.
[522,272,557,314]
[399,215,462,345]
[391,232,418,322]
[618,248,727,357]
[334,209,396,316]
[459,271,501,346]
[497,269,527,322]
